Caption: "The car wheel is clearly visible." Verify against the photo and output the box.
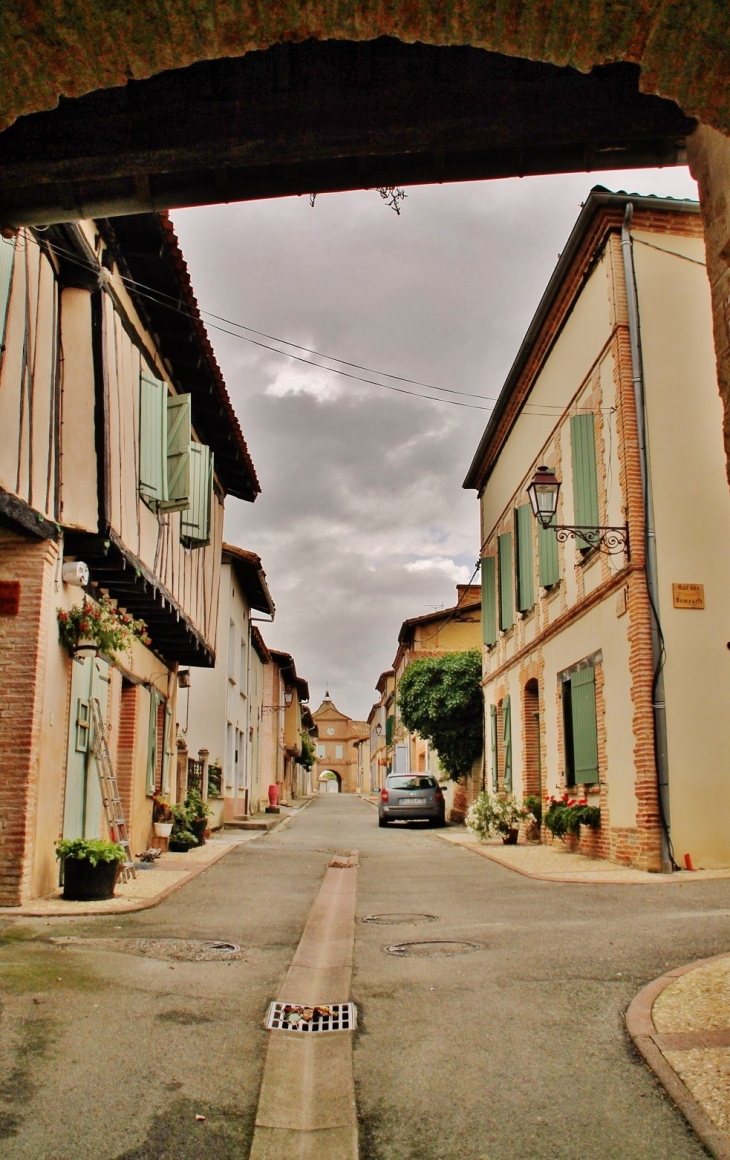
[378,816,388,827]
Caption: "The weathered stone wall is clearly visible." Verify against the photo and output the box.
[0,2,728,134]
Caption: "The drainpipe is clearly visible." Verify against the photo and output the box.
[621,203,674,874]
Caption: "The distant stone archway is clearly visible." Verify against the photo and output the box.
[319,770,342,794]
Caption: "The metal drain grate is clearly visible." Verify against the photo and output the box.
[384,940,482,958]
[363,913,438,925]
[266,1002,357,1033]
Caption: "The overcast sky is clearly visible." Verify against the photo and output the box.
[173,166,699,720]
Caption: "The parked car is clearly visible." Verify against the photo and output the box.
[378,775,446,827]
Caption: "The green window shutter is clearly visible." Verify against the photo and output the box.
[160,393,191,513]
[502,695,512,791]
[180,443,213,547]
[570,413,599,546]
[538,515,560,588]
[514,505,534,612]
[0,236,15,351]
[490,704,498,791]
[481,556,497,646]
[498,533,514,631]
[139,369,168,509]
[570,666,599,784]
[161,701,173,794]
[146,690,159,796]
[385,715,393,745]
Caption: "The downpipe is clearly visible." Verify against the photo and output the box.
[621,203,674,874]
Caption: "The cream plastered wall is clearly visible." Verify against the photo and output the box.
[635,232,730,867]
[183,562,230,777]
[58,287,97,532]
[481,252,613,538]
[410,615,481,654]
[485,593,636,827]
[32,544,73,898]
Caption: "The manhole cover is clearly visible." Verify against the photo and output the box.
[51,937,241,962]
[363,913,438,925]
[383,940,482,958]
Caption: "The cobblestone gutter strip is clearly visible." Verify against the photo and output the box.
[626,954,730,1160]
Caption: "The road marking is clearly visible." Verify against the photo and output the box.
[250,850,359,1159]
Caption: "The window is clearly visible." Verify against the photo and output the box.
[570,413,599,548]
[240,640,247,690]
[489,704,498,791]
[317,743,326,759]
[514,505,534,612]
[481,556,497,646]
[145,689,159,795]
[139,371,195,516]
[180,442,214,547]
[227,621,236,682]
[335,744,344,760]
[498,533,514,631]
[0,236,15,352]
[562,663,599,786]
[502,695,512,791]
[226,722,234,785]
[385,716,394,745]
[163,393,192,512]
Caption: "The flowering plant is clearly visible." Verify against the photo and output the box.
[544,794,600,839]
[57,595,150,658]
[466,791,530,839]
[152,792,173,824]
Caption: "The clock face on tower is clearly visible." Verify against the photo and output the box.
[326,727,335,736]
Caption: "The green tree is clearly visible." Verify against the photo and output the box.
[300,730,316,771]
[397,649,483,781]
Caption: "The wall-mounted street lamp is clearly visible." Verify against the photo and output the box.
[375,723,383,737]
[526,466,629,556]
[284,688,294,707]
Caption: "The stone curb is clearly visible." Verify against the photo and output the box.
[431,830,728,885]
[0,812,292,918]
[625,952,730,1160]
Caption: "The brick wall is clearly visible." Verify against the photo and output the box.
[0,529,59,906]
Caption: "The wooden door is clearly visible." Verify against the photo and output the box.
[62,654,110,838]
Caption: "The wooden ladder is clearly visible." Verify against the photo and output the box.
[90,696,136,883]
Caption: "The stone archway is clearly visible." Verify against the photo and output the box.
[318,770,342,794]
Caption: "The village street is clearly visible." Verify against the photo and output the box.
[1,795,730,1159]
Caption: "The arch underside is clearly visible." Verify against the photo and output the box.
[0,9,723,225]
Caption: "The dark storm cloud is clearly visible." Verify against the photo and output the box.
[173,168,698,717]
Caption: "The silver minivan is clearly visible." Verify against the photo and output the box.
[378,774,446,827]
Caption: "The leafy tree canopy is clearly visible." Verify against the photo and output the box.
[397,649,483,781]
[300,730,317,771]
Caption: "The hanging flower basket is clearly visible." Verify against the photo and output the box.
[57,595,150,659]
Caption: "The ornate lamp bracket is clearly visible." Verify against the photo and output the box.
[553,525,629,557]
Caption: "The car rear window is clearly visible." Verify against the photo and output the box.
[387,776,437,790]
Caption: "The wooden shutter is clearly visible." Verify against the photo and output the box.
[570,413,599,547]
[498,533,514,631]
[139,369,168,508]
[146,690,159,795]
[514,505,534,611]
[0,236,15,351]
[502,695,512,790]
[180,443,213,547]
[161,393,191,513]
[570,666,599,784]
[538,515,559,588]
[385,715,393,745]
[161,701,173,794]
[490,704,498,791]
[481,556,497,646]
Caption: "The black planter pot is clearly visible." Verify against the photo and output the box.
[62,856,121,901]
[191,819,207,847]
[168,839,192,853]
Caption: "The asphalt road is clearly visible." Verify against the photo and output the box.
[2,794,729,1158]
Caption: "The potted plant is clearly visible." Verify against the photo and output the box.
[523,795,542,842]
[185,789,210,846]
[466,791,529,844]
[57,594,150,659]
[544,795,601,844]
[169,804,197,852]
[55,838,126,900]
[152,792,173,838]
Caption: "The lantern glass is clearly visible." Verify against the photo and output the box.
[527,467,560,529]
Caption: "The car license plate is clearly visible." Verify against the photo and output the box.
[399,797,426,805]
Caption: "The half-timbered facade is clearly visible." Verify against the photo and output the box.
[0,213,259,905]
